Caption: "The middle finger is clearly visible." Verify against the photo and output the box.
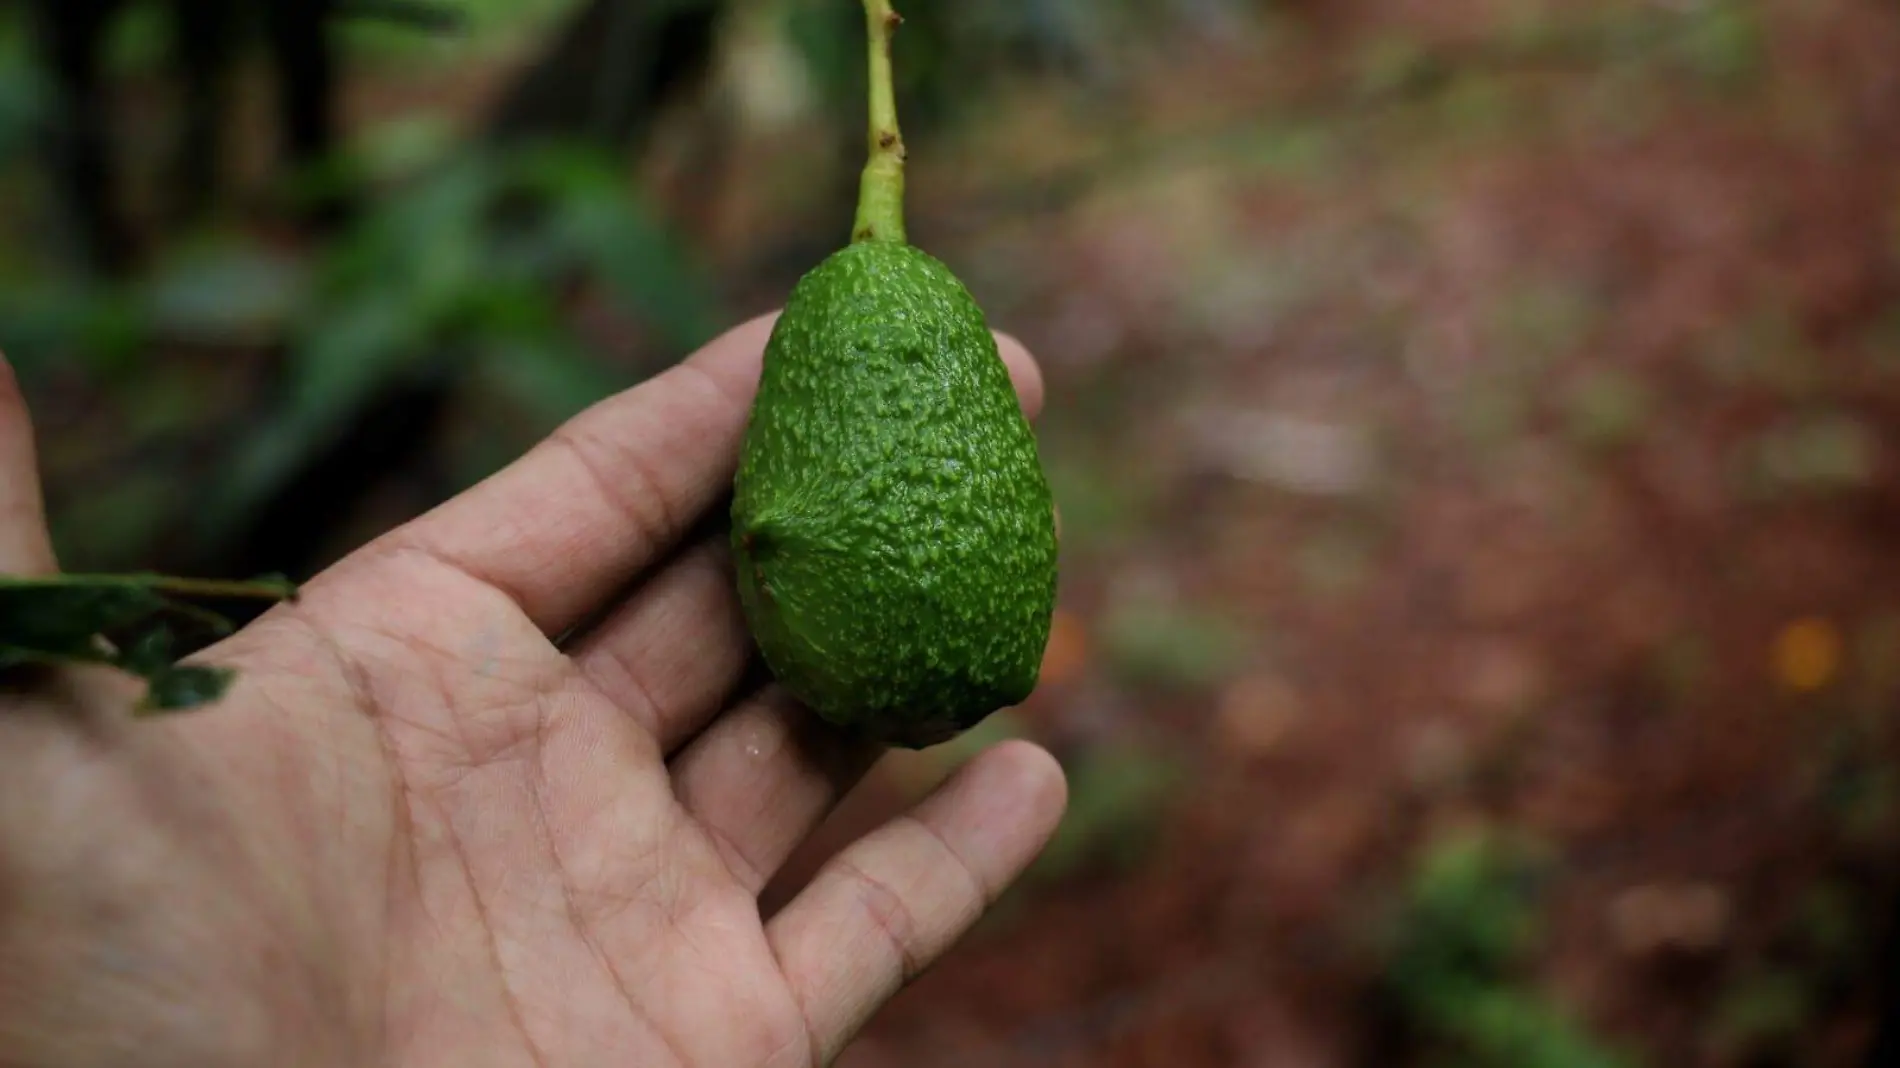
[669,685,884,894]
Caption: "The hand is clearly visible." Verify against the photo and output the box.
[0,316,1068,1068]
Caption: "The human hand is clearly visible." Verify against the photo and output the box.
[0,315,1067,1068]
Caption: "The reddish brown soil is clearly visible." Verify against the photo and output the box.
[759,3,1900,1065]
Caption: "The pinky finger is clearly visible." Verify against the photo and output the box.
[765,740,1068,1065]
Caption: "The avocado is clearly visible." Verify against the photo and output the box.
[730,0,1059,748]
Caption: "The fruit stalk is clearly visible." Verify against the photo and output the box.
[851,0,906,245]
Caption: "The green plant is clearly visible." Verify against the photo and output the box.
[1098,597,1248,691]
[2,135,723,574]
[1562,369,1654,451]
[1670,0,1763,92]
[1741,411,1878,500]
[0,572,296,712]
[1029,739,1186,881]
[212,142,716,522]
[1705,969,1810,1060]
[1382,828,1634,1068]
[0,14,47,165]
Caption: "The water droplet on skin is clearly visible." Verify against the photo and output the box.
[737,719,778,761]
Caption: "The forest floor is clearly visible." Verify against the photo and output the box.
[734,3,1900,1065]
[15,0,1900,1064]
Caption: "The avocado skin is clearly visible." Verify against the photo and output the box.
[732,240,1058,748]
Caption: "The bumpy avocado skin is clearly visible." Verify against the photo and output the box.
[732,240,1058,748]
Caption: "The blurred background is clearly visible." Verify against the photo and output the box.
[2,0,1899,1063]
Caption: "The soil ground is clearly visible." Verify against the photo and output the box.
[18,1,1900,1064]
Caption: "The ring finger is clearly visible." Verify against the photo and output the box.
[669,686,884,894]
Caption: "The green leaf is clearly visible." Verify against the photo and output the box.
[1029,739,1186,880]
[1378,828,1633,1068]
[1563,369,1654,451]
[140,237,310,341]
[1099,598,1248,690]
[1674,0,1762,91]
[526,149,723,352]
[477,335,626,426]
[1745,412,1878,497]
[142,665,239,714]
[0,572,297,714]
[0,19,50,165]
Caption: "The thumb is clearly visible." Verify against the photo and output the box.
[0,353,57,574]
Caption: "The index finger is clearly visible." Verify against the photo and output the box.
[377,312,1046,637]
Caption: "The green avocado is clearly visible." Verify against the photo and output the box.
[730,0,1059,748]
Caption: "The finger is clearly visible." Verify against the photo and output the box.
[0,354,57,574]
[562,332,1047,745]
[382,316,1046,641]
[992,331,1045,419]
[670,687,883,893]
[371,313,778,638]
[767,741,1067,1064]
[567,538,754,748]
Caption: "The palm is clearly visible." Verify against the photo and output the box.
[0,316,1066,1068]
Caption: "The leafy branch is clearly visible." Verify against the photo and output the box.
[0,572,298,713]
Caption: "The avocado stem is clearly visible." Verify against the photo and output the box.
[852,0,906,245]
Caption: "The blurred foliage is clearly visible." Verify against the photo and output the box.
[188,141,724,555]
[2,133,721,570]
[1030,738,1187,881]
[1706,969,1811,1060]
[1742,412,1879,499]
[1382,828,1634,1068]
[893,706,1189,885]
[1705,306,1829,399]
[0,0,732,574]
[0,0,1265,573]
[92,0,565,70]
[1814,730,1900,846]
[1506,0,1765,88]
[1294,521,1386,600]
[1043,448,1155,552]
[1701,876,1874,1059]
[781,0,1236,131]
[0,19,45,164]
[1099,596,1249,691]
[1562,369,1654,452]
